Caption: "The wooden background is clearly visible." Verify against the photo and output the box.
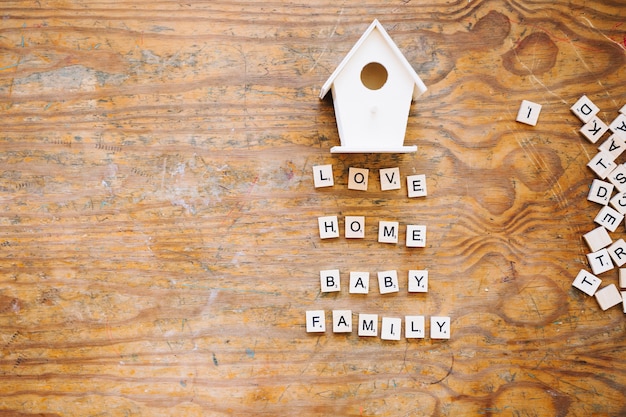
[1,1,625,415]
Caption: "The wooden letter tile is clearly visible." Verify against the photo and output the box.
[620,268,626,289]
[378,270,399,294]
[594,205,624,232]
[406,225,426,247]
[379,167,401,191]
[595,284,622,311]
[332,310,352,333]
[306,310,326,333]
[378,221,399,243]
[408,269,429,293]
[407,174,427,198]
[572,269,602,296]
[405,315,425,339]
[349,271,370,294]
[608,238,626,267]
[583,226,612,252]
[358,313,378,337]
[588,179,614,206]
[587,151,617,179]
[348,167,369,191]
[312,164,334,188]
[587,248,614,275]
[608,164,626,192]
[598,134,626,160]
[318,215,339,239]
[320,269,340,292]
[516,99,542,126]
[571,95,600,123]
[430,316,451,340]
[344,215,365,238]
[580,116,609,144]
[609,113,626,139]
[381,317,402,341]
[610,191,626,214]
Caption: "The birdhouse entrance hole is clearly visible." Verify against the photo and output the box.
[360,62,388,90]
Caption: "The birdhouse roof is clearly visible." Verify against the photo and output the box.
[319,19,427,101]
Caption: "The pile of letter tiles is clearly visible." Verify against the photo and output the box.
[573,95,626,313]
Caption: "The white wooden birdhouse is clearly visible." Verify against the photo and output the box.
[320,19,427,153]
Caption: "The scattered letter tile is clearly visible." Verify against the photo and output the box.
[609,113,626,139]
[587,248,614,275]
[306,310,326,333]
[620,268,626,289]
[622,292,626,313]
[406,225,427,247]
[430,316,451,340]
[608,239,626,267]
[320,269,340,292]
[378,221,399,243]
[358,313,378,337]
[594,205,623,232]
[595,284,622,311]
[598,134,626,160]
[344,215,365,239]
[332,310,352,333]
[610,191,626,214]
[407,174,427,198]
[580,116,609,144]
[405,315,425,339]
[312,164,334,188]
[379,167,401,191]
[381,317,402,341]
[583,226,612,252]
[318,215,339,239]
[588,179,614,206]
[408,269,429,293]
[348,167,369,191]
[608,164,626,192]
[572,269,602,296]
[378,270,399,294]
[571,95,599,123]
[587,151,617,179]
[620,103,626,115]
[349,271,370,294]
[516,100,542,126]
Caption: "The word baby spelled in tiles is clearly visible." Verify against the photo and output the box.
[306,165,451,340]
[572,95,626,313]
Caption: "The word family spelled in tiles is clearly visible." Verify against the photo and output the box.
[572,95,626,314]
[307,164,451,340]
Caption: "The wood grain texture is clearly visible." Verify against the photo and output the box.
[1,1,625,415]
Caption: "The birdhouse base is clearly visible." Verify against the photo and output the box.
[330,145,417,154]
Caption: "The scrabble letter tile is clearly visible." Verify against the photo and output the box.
[622,292,626,313]
[587,248,614,275]
[378,221,399,243]
[598,134,626,160]
[620,103,626,115]
[608,239,626,267]
[406,225,427,247]
[620,268,626,289]
[344,216,365,239]
[587,151,616,179]
[378,270,399,294]
[571,95,599,123]
[405,315,425,339]
[318,215,339,239]
[320,269,340,292]
[583,226,612,252]
[430,316,451,340]
[595,284,622,311]
[588,179,614,206]
[580,116,609,144]
[408,269,429,293]
[594,205,623,232]
[379,167,401,191]
[608,164,626,192]
[572,269,602,296]
[381,317,402,341]
[312,164,334,188]
[306,310,326,333]
[516,100,542,126]
[358,313,378,337]
[348,167,369,191]
[610,191,626,214]
[349,271,370,294]
[332,310,352,333]
[609,113,626,139]
[407,174,427,198]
